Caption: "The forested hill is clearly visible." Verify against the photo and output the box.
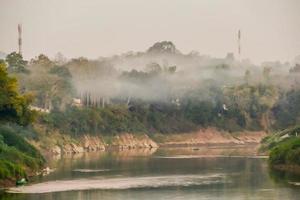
[1,41,300,184]
[1,42,300,136]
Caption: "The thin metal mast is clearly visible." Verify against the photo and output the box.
[18,24,22,55]
[238,29,241,60]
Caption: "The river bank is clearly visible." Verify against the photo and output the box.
[0,127,267,188]
[31,132,158,156]
[31,127,267,156]
[153,128,267,147]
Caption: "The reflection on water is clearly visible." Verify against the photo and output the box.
[156,145,260,157]
[72,169,111,173]
[1,145,300,200]
[269,167,300,186]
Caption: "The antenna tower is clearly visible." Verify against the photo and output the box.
[238,29,241,60]
[18,24,22,55]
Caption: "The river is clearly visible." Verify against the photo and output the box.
[1,145,300,200]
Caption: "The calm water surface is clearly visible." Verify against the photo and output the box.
[1,145,300,200]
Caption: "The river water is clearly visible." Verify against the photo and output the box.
[1,145,300,200]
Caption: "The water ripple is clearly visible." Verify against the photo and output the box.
[8,174,227,194]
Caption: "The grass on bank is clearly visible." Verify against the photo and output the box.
[0,124,45,180]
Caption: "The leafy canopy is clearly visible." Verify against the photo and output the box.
[0,60,35,125]
[5,52,29,74]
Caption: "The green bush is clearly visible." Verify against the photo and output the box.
[0,124,45,180]
[0,125,44,161]
[269,137,300,165]
[0,159,26,179]
[286,148,300,165]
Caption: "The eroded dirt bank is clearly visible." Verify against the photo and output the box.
[154,128,267,147]
[31,126,266,156]
[32,132,158,156]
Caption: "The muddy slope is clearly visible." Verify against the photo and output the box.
[155,128,267,147]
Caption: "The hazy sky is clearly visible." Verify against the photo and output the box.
[0,0,299,63]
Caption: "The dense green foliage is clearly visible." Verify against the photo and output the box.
[1,47,299,137]
[39,79,283,136]
[269,137,300,166]
[0,124,44,179]
[41,104,196,136]
[261,125,300,151]
[0,60,35,126]
[4,44,299,135]
[261,125,300,166]
[41,94,262,136]
[5,52,29,74]
[0,63,44,182]
[272,90,300,129]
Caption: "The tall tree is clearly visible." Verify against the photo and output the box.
[0,60,35,125]
[5,52,29,74]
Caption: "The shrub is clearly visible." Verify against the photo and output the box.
[269,137,300,165]
[0,124,45,180]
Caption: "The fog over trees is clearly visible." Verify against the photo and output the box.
[1,41,299,135]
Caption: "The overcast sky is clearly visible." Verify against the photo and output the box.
[0,0,299,63]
